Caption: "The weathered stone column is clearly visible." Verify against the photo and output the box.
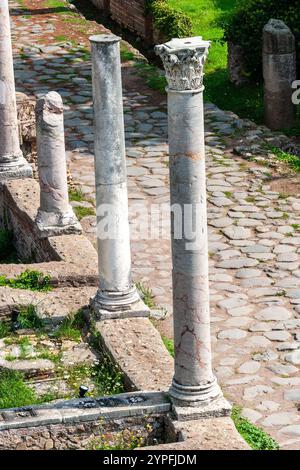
[156,37,231,419]
[35,91,81,237]
[89,34,149,320]
[0,0,32,181]
[263,19,296,130]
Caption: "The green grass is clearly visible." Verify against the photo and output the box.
[0,370,37,409]
[54,34,68,42]
[73,206,95,221]
[88,431,144,450]
[0,270,52,292]
[162,335,174,357]
[135,282,156,309]
[166,0,266,122]
[69,187,85,202]
[270,147,300,173]
[52,310,84,342]
[0,321,10,339]
[17,305,44,330]
[44,0,68,8]
[232,406,279,450]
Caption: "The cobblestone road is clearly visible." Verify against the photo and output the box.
[9,0,300,449]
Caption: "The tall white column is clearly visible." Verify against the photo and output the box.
[0,0,32,181]
[156,37,231,419]
[89,34,149,320]
[35,91,81,237]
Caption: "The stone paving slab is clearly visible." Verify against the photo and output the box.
[8,0,300,449]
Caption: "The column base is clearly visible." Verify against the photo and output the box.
[90,288,150,320]
[171,395,232,422]
[0,155,32,181]
[35,207,82,238]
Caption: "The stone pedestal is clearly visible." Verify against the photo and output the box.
[0,0,32,181]
[89,34,149,320]
[155,37,231,419]
[35,92,81,238]
[263,19,296,130]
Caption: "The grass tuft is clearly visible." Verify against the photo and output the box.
[232,406,279,450]
[0,270,51,292]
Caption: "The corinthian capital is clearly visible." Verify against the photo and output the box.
[155,37,210,92]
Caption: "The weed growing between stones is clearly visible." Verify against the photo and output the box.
[68,186,84,202]
[0,270,52,292]
[73,206,95,220]
[93,354,124,396]
[0,369,37,409]
[232,406,279,451]
[88,429,145,450]
[17,305,44,330]
[52,310,84,342]
[270,147,300,173]
[0,321,10,339]
[135,282,155,309]
[161,335,174,358]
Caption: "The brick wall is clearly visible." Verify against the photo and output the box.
[90,0,154,41]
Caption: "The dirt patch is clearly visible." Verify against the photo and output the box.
[269,176,300,195]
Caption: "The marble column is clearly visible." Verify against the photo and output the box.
[263,19,296,130]
[156,37,231,419]
[89,34,149,320]
[35,91,82,238]
[0,0,32,181]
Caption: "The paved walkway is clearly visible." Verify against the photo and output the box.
[9,0,300,449]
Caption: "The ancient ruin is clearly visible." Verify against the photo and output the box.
[0,0,300,453]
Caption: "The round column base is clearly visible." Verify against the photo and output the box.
[90,287,150,320]
[169,376,222,407]
[35,207,82,238]
[0,154,32,181]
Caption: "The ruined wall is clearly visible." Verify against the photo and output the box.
[0,416,164,450]
[90,0,153,41]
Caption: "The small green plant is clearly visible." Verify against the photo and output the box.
[162,335,174,358]
[52,312,83,342]
[270,147,300,173]
[36,349,62,365]
[73,206,95,221]
[146,0,192,39]
[93,354,124,396]
[0,270,51,292]
[68,186,84,202]
[0,369,37,409]
[0,321,10,339]
[135,282,155,309]
[88,430,145,450]
[54,35,67,42]
[17,305,44,330]
[232,406,279,450]
[120,49,135,62]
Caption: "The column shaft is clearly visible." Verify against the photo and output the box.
[35,91,81,237]
[169,90,217,394]
[90,34,149,319]
[0,0,32,180]
[156,37,231,416]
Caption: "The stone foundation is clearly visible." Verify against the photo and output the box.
[0,392,168,450]
[0,178,98,287]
